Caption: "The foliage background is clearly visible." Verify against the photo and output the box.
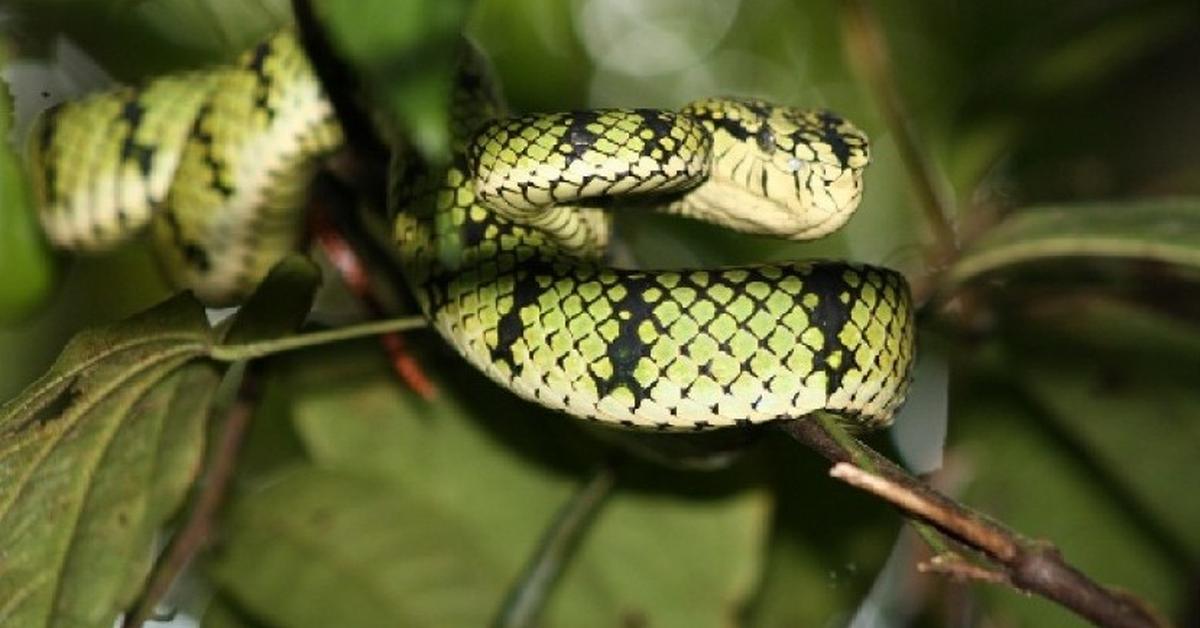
[0,0,1198,626]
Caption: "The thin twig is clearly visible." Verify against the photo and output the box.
[779,419,1169,628]
[492,466,617,628]
[122,369,262,628]
[919,553,1012,586]
[308,177,437,399]
[830,462,1014,559]
[208,316,427,362]
[839,0,958,302]
[812,412,953,557]
[291,0,390,208]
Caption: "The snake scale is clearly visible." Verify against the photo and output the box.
[28,31,915,431]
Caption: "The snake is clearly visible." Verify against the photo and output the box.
[27,30,915,432]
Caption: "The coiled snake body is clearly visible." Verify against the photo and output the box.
[29,31,915,431]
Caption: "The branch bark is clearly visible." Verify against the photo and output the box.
[779,419,1170,628]
[840,0,958,278]
[122,368,261,628]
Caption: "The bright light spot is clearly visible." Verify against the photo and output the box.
[574,0,740,76]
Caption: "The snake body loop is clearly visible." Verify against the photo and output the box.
[28,31,915,431]
[30,32,342,305]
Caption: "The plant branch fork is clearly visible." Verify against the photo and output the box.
[780,418,1169,628]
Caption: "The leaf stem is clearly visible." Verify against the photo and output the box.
[840,0,959,272]
[208,316,428,362]
[492,466,617,628]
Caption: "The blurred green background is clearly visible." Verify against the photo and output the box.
[1,0,1199,626]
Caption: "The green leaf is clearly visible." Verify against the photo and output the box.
[0,258,339,627]
[1016,295,1200,366]
[201,594,274,628]
[1020,367,1200,565]
[220,255,321,345]
[954,387,1189,626]
[1009,297,1200,564]
[950,199,1200,284]
[212,466,500,628]
[7,0,288,78]
[544,470,766,627]
[213,340,769,627]
[0,294,218,628]
[744,433,901,627]
[0,49,56,323]
[1021,4,1195,96]
[953,298,1200,624]
[312,0,473,161]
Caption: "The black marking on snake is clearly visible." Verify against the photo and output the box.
[708,115,753,142]
[593,272,656,404]
[189,104,235,198]
[162,209,212,273]
[490,266,543,370]
[247,39,277,121]
[818,110,852,167]
[185,244,212,272]
[38,106,60,204]
[804,262,855,396]
[743,99,772,120]
[638,108,676,141]
[518,181,536,209]
[566,111,600,152]
[459,209,488,248]
[119,99,156,176]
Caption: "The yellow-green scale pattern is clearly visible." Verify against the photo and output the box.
[396,159,913,430]
[391,50,915,429]
[29,31,915,432]
[29,31,343,305]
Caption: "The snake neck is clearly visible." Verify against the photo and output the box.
[393,156,560,313]
[392,39,613,315]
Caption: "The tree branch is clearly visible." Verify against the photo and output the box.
[291,0,390,208]
[122,368,262,628]
[919,553,1012,586]
[840,0,958,277]
[779,419,1169,628]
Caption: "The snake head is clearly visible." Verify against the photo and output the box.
[677,98,870,240]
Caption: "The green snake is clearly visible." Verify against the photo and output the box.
[28,31,915,431]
